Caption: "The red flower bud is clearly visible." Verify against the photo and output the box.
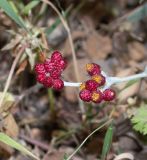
[52,79,64,90]
[36,74,46,83]
[51,51,62,63]
[44,59,55,73]
[85,80,98,91]
[50,69,62,79]
[35,51,68,91]
[43,77,53,88]
[57,59,67,70]
[91,90,103,103]
[79,89,92,102]
[86,63,101,76]
[34,63,45,74]
[103,89,116,101]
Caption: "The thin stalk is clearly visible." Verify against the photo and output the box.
[41,0,85,114]
[0,46,26,107]
[66,119,112,160]
[48,89,55,115]
[64,66,147,90]
[64,81,81,87]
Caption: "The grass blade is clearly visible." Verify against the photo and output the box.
[127,3,147,23]
[120,79,139,92]
[0,0,27,30]
[0,132,40,160]
[45,5,72,35]
[66,119,112,160]
[23,0,40,14]
[101,124,114,160]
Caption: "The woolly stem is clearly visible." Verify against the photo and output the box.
[64,66,147,89]
[64,81,81,87]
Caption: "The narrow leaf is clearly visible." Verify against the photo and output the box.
[120,79,138,92]
[101,124,114,160]
[45,5,72,35]
[127,3,147,23]
[0,132,40,160]
[23,0,40,14]
[0,0,27,30]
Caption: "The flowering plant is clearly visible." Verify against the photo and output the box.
[35,51,147,104]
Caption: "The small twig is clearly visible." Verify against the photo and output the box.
[15,83,42,103]
[19,134,50,151]
[0,46,26,108]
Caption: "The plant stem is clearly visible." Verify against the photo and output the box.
[0,46,26,108]
[64,81,81,87]
[64,67,147,90]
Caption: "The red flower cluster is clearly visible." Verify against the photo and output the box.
[35,51,67,90]
[79,63,115,103]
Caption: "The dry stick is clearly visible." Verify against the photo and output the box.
[0,46,26,107]
[41,0,80,81]
[41,0,85,113]
[19,134,49,151]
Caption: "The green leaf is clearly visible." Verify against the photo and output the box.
[131,104,147,135]
[101,124,113,160]
[22,0,40,14]
[45,5,72,35]
[0,132,40,160]
[66,119,112,160]
[127,3,147,23]
[0,0,27,30]
[63,154,68,160]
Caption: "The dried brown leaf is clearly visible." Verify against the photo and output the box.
[84,32,112,60]
[1,36,21,51]
[128,42,145,62]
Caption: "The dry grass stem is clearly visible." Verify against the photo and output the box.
[0,46,26,107]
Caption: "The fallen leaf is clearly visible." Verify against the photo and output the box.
[118,81,140,102]
[114,152,134,160]
[84,32,112,60]
[3,113,19,137]
[115,68,135,90]
[128,42,145,62]
[0,92,15,114]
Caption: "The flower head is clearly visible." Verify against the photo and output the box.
[85,80,98,91]
[103,89,115,101]
[35,51,67,90]
[86,63,101,76]
[44,59,55,73]
[36,74,46,83]
[35,63,45,74]
[51,51,62,63]
[91,90,103,103]
[79,89,92,102]
[79,63,116,103]
[52,79,64,90]
[92,74,106,86]
[43,77,53,88]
